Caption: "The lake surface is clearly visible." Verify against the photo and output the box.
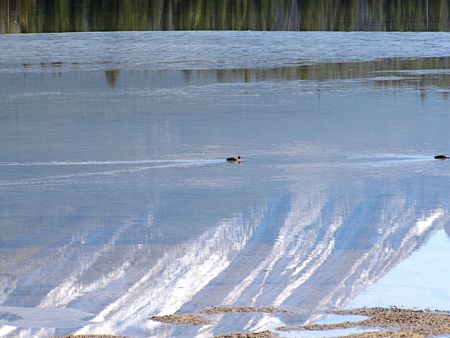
[1,31,450,337]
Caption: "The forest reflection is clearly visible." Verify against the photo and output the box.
[1,0,450,33]
[25,56,450,94]
[101,56,450,93]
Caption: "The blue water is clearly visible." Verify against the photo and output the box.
[1,32,450,72]
[1,32,450,337]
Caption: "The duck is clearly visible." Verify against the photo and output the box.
[434,154,449,160]
[226,156,241,163]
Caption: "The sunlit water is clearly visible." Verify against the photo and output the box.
[1,32,450,337]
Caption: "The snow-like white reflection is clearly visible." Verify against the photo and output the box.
[2,31,450,338]
[0,170,448,337]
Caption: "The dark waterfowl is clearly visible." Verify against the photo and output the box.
[434,154,449,160]
[226,156,241,163]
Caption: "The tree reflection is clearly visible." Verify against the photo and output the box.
[105,69,119,88]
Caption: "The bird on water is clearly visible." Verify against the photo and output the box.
[226,156,241,163]
[434,154,449,160]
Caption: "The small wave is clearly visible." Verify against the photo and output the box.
[346,154,433,169]
[0,158,222,167]
[350,153,430,160]
[369,76,416,81]
[0,159,223,187]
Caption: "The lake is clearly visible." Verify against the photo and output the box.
[1,31,450,337]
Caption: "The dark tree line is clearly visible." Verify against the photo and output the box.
[1,0,449,33]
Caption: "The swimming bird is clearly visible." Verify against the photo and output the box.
[434,154,449,160]
[226,156,241,163]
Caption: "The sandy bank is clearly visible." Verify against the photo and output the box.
[59,306,450,338]
[278,307,450,337]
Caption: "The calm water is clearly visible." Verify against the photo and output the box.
[1,32,450,337]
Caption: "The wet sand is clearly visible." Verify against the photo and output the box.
[144,306,450,338]
[150,314,211,325]
[200,306,289,314]
[278,307,450,337]
[214,331,276,338]
[345,333,424,338]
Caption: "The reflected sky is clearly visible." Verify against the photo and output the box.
[349,229,450,310]
[1,32,450,337]
[3,32,450,73]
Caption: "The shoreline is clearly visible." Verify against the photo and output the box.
[58,306,450,338]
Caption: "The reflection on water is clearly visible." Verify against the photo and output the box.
[1,32,450,337]
[7,57,450,101]
[105,69,120,88]
[349,229,450,311]
[102,56,450,93]
[1,158,449,337]
[1,0,450,33]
